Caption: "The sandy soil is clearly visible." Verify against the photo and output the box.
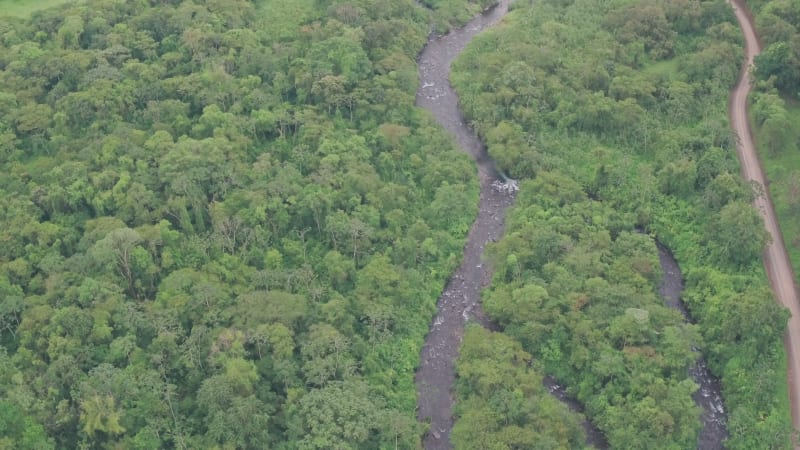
[729,0,800,440]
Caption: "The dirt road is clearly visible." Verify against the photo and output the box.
[729,0,800,437]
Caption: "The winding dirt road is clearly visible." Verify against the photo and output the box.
[729,0,800,437]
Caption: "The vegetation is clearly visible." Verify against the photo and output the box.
[746,0,800,287]
[1,0,794,447]
[0,0,492,447]
[451,0,791,447]
[749,0,800,98]
[0,0,76,18]
[421,0,496,33]
[452,326,587,449]
[750,93,800,285]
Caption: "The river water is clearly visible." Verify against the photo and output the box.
[413,1,727,448]
[658,247,729,449]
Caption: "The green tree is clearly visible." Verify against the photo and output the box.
[287,381,382,450]
[708,201,770,267]
[452,327,586,449]
[754,41,800,93]
[0,400,54,450]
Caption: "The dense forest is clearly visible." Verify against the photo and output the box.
[0,0,495,448]
[450,0,791,448]
[749,0,800,96]
[452,325,587,449]
[0,0,795,448]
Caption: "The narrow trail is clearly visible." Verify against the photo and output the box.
[729,0,800,438]
[413,3,515,449]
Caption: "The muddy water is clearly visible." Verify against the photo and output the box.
[658,247,729,449]
[415,1,510,183]
[413,1,609,447]
[413,2,516,449]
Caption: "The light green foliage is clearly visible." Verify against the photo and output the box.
[0,0,76,18]
[751,90,799,155]
[286,380,407,450]
[707,201,770,267]
[421,0,497,33]
[452,0,791,446]
[0,0,486,447]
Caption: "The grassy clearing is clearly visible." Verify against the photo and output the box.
[751,100,800,286]
[0,0,74,17]
[643,57,681,79]
[775,342,793,445]
[255,0,319,42]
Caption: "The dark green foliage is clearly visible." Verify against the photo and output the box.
[452,326,587,449]
[751,0,800,97]
[483,183,701,449]
[0,0,491,447]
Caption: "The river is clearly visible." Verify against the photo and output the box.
[413,1,727,448]
[413,3,516,449]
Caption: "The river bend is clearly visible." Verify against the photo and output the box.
[414,2,515,449]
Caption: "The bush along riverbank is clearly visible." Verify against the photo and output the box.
[450,0,792,447]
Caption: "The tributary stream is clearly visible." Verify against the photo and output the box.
[659,247,728,449]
